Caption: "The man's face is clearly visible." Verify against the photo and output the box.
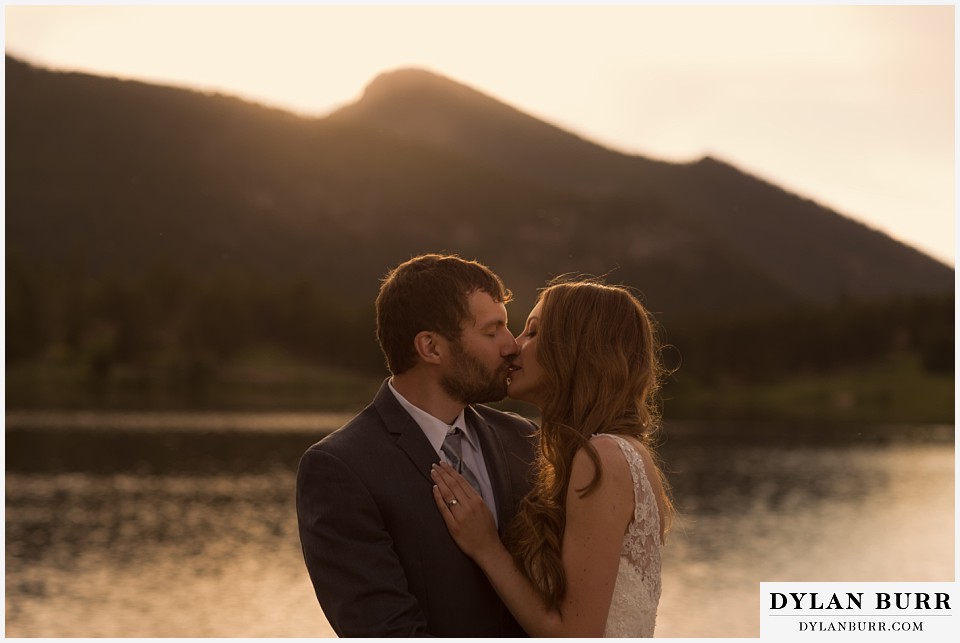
[439,290,518,404]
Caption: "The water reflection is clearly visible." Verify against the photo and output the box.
[667,445,888,515]
[4,414,954,637]
[6,471,334,637]
[658,443,954,637]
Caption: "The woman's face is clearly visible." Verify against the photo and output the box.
[507,299,546,405]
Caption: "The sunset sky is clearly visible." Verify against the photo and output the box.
[4,4,955,266]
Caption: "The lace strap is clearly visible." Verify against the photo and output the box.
[591,433,660,537]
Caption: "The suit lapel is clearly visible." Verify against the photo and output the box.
[372,380,440,484]
[373,380,520,533]
[466,407,515,536]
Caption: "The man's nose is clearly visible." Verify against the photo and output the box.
[501,333,519,357]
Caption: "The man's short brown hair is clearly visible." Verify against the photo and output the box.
[376,254,512,375]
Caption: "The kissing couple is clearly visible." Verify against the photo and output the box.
[297,253,672,637]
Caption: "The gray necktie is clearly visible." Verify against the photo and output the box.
[441,428,483,498]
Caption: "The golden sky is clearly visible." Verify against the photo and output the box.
[4,4,955,266]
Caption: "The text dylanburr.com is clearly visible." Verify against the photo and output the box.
[760,583,957,641]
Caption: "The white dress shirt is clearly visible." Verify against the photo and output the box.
[388,379,498,524]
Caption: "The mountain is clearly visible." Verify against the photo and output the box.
[331,68,954,303]
[5,56,953,319]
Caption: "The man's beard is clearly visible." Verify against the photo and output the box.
[440,340,510,405]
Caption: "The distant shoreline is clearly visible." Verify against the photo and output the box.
[5,409,952,442]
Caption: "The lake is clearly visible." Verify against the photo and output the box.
[4,412,954,637]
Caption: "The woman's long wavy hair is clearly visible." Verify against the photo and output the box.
[504,278,674,609]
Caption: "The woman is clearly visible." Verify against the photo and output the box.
[431,279,673,637]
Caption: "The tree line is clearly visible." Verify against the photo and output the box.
[6,253,382,390]
[664,293,953,384]
[6,251,953,407]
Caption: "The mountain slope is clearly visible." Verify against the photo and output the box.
[331,68,953,302]
[5,56,951,320]
[5,56,801,315]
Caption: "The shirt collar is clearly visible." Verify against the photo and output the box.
[388,379,476,454]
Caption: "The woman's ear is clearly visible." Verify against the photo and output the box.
[414,331,443,364]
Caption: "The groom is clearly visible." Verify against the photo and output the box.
[296,253,537,637]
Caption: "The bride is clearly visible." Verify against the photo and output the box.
[431,279,673,637]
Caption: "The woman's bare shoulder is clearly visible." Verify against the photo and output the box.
[570,435,634,496]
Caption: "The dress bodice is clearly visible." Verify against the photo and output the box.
[592,434,662,637]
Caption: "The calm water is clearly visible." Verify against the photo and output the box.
[5,412,954,637]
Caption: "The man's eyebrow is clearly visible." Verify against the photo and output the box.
[477,318,507,329]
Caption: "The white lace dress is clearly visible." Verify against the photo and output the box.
[593,434,663,637]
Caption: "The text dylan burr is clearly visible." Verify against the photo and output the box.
[770,592,951,611]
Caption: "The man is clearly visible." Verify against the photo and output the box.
[297,254,538,637]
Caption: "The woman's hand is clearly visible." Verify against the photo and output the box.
[431,461,501,562]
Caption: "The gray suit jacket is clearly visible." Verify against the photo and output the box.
[297,380,538,637]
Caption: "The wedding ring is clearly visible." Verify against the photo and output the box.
[447,498,459,507]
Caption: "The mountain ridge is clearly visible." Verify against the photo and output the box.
[332,66,671,196]
[332,66,953,301]
[5,55,952,320]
